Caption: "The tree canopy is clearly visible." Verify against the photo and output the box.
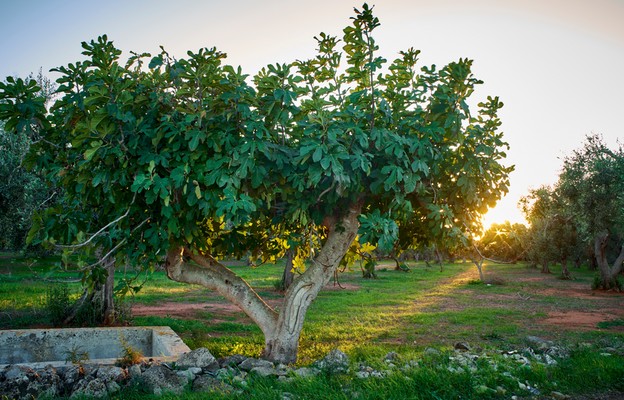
[0,4,512,362]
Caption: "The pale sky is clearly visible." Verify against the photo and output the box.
[1,0,622,227]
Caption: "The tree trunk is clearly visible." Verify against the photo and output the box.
[472,258,485,282]
[165,201,362,364]
[63,254,116,326]
[541,259,551,274]
[560,256,572,280]
[594,231,624,290]
[264,202,361,363]
[280,249,295,291]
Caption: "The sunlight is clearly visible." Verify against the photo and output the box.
[481,201,526,231]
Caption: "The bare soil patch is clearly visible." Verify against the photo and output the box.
[542,310,624,331]
[131,283,359,322]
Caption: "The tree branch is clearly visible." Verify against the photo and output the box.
[165,246,278,337]
[57,193,137,249]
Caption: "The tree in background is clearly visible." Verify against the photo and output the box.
[520,186,579,278]
[558,135,624,289]
[478,221,527,262]
[0,5,512,363]
[0,71,57,251]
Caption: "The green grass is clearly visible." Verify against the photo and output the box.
[2,255,624,398]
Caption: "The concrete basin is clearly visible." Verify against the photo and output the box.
[0,326,190,368]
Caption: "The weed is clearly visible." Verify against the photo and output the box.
[45,284,73,326]
[64,344,89,365]
[116,335,143,367]
[597,319,624,329]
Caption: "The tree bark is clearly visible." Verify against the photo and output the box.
[541,259,551,274]
[280,249,295,291]
[263,202,362,363]
[560,256,572,280]
[165,201,362,364]
[63,254,116,326]
[594,231,624,290]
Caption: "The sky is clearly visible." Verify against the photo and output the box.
[1,0,622,228]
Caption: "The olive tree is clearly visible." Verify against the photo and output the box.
[0,5,512,363]
[558,135,624,289]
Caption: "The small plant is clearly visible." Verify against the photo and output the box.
[591,274,624,291]
[45,284,72,326]
[116,335,143,367]
[64,344,89,365]
[597,319,624,329]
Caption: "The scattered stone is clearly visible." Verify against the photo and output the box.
[96,366,125,382]
[526,335,553,351]
[177,347,219,371]
[384,351,400,363]
[70,378,107,399]
[315,349,349,373]
[281,392,296,400]
[551,391,571,400]
[220,354,248,368]
[106,380,121,395]
[193,374,235,393]
[250,365,278,377]
[4,365,32,380]
[215,366,237,380]
[238,357,274,371]
[424,347,441,356]
[128,364,142,379]
[293,367,320,378]
[141,364,188,396]
[357,370,371,379]
[454,342,471,351]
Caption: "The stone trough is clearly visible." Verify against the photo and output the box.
[0,326,190,368]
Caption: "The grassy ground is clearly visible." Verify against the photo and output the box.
[1,254,624,398]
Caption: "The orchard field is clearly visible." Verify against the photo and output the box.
[2,255,624,399]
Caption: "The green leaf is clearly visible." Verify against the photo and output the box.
[149,55,163,69]
[312,147,323,163]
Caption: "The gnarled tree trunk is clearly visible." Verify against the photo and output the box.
[280,249,295,291]
[165,202,362,364]
[594,231,624,290]
[560,256,572,280]
[63,253,116,326]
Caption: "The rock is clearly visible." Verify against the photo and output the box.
[60,365,83,389]
[215,367,236,380]
[177,347,219,371]
[96,366,125,382]
[454,342,471,351]
[424,347,441,356]
[282,392,296,400]
[315,349,349,373]
[551,391,571,400]
[70,378,108,399]
[370,370,384,378]
[106,380,121,394]
[193,374,235,393]
[384,352,400,363]
[141,364,189,396]
[543,354,557,365]
[250,365,278,377]
[177,369,197,381]
[355,371,370,379]
[526,336,553,350]
[293,367,320,378]
[128,364,142,378]
[220,354,248,368]
[238,358,274,372]
[4,365,31,380]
